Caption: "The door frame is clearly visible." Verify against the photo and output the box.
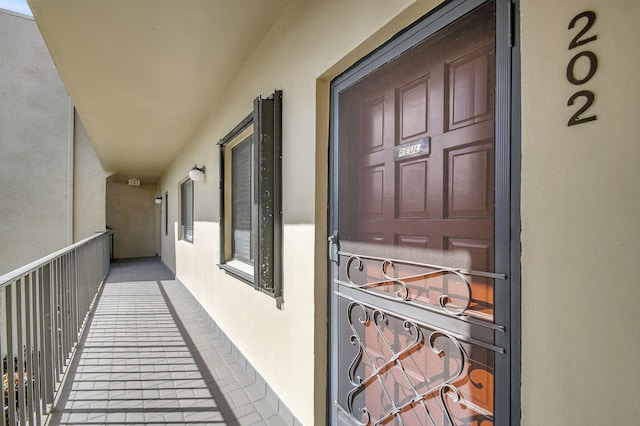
[327,0,521,424]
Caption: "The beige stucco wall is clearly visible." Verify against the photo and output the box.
[74,110,109,241]
[158,0,640,424]
[106,181,159,259]
[0,10,71,275]
[0,9,107,275]
[520,0,640,424]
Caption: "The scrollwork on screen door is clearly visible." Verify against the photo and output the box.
[343,301,494,426]
[340,251,505,319]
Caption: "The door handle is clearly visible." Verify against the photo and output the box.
[328,233,340,264]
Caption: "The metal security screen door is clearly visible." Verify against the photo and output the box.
[328,1,518,425]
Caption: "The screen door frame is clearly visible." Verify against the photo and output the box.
[327,0,521,424]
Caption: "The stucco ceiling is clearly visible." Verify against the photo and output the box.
[28,0,291,181]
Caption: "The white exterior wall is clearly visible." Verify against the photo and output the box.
[158,0,640,424]
[0,9,106,275]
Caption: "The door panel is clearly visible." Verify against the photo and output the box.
[445,141,493,218]
[446,42,494,131]
[362,165,385,218]
[331,2,508,425]
[397,159,429,218]
[399,77,430,141]
[363,98,386,152]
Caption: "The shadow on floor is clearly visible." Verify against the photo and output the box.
[48,257,293,426]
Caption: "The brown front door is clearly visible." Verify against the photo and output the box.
[330,2,513,425]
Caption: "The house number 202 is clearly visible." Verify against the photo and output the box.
[567,11,598,126]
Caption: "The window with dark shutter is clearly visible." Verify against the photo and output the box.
[164,192,169,236]
[218,90,283,307]
[180,179,193,242]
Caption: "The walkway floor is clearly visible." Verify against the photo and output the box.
[48,258,295,425]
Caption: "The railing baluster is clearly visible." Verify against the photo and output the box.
[61,254,69,364]
[50,259,59,384]
[40,264,53,411]
[68,252,75,356]
[5,285,16,426]
[24,273,34,426]
[71,250,78,349]
[16,280,26,426]
[59,256,63,364]
[57,256,63,375]
[64,253,70,361]
[31,270,42,426]
[68,253,73,350]
[77,249,84,326]
[1,285,7,426]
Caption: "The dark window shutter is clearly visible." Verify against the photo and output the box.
[164,193,169,235]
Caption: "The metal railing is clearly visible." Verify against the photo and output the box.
[0,232,110,425]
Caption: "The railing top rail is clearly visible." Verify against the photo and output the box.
[0,231,108,287]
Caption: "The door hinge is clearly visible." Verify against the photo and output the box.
[328,233,340,264]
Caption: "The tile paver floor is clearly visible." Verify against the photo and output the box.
[47,257,292,425]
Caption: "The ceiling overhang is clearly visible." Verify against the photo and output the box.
[28,0,291,182]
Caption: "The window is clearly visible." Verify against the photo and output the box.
[231,137,253,263]
[219,91,282,306]
[164,192,169,236]
[180,179,193,242]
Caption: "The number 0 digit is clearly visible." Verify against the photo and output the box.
[566,51,598,85]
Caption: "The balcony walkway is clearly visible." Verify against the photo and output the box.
[47,257,295,425]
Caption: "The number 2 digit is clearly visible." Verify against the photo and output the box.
[567,91,597,126]
[568,11,597,49]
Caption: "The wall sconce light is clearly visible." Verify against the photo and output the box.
[155,197,162,205]
[189,164,206,181]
